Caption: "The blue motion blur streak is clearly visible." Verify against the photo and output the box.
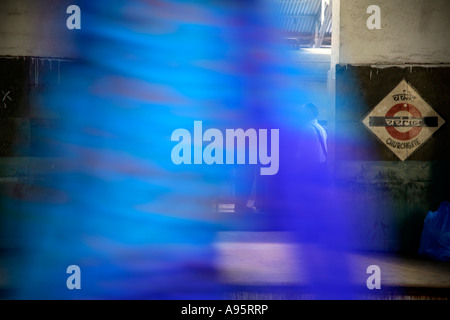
[7,0,357,299]
[18,0,249,299]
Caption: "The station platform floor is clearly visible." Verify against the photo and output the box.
[214,231,450,300]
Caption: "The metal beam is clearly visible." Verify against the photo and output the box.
[314,0,332,48]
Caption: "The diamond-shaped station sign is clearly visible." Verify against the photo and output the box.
[362,79,445,161]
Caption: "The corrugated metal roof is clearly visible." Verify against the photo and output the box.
[281,16,316,33]
[273,0,332,34]
[276,0,321,16]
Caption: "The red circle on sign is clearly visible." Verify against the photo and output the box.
[385,103,422,141]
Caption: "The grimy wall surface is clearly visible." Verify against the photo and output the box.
[0,0,75,195]
[0,2,75,295]
[333,0,450,252]
[336,0,450,64]
[0,0,75,193]
[0,0,77,58]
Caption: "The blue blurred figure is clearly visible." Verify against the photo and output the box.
[2,0,356,300]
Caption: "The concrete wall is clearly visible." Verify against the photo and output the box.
[0,0,74,205]
[335,65,450,252]
[0,2,75,290]
[0,0,77,58]
[336,0,450,64]
[332,0,450,252]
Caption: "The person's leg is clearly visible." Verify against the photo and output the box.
[234,164,255,213]
[252,168,268,213]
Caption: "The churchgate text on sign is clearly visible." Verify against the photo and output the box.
[362,79,445,161]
